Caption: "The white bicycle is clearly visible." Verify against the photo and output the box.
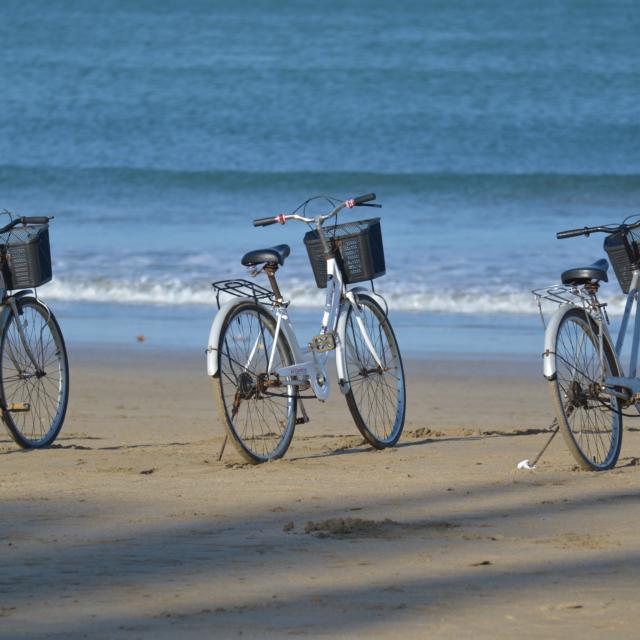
[0,213,69,449]
[534,216,640,470]
[206,193,406,464]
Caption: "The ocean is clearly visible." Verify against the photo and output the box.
[1,0,639,354]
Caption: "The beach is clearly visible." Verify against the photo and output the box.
[2,0,640,637]
[2,343,640,638]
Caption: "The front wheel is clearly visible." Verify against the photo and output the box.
[341,294,406,448]
[550,307,622,470]
[0,297,69,448]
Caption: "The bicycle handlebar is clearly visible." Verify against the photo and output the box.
[252,194,378,228]
[556,218,640,240]
[352,193,376,205]
[0,216,52,235]
[253,215,284,227]
[556,227,598,239]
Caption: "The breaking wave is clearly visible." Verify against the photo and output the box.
[37,276,629,316]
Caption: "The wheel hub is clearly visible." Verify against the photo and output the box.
[359,366,384,378]
[237,371,257,400]
[567,379,600,409]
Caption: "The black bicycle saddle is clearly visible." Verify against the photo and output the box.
[561,258,609,285]
[241,244,291,267]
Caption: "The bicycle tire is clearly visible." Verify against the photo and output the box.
[341,293,406,448]
[0,297,69,448]
[550,307,622,470]
[213,301,297,464]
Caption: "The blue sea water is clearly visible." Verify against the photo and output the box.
[1,0,639,352]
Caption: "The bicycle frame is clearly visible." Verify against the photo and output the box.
[270,258,384,401]
[605,270,640,398]
[207,194,390,404]
[267,257,342,401]
[207,260,386,402]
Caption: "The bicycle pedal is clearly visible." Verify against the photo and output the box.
[309,334,335,352]
[8,402,30,412]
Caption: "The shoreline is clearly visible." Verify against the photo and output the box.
[51,299,547,360]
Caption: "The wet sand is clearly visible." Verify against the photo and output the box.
[2,345,640,638]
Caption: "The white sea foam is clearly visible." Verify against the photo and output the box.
[38,276,630,316]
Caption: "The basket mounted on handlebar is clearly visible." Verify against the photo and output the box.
[0,223,52,290]
[604,228,640,294]
[303,218,386,288]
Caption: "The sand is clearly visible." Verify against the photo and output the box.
[2,344,640,638]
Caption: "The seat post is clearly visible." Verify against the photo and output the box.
[264,264,283,302]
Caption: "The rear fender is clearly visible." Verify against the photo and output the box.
[207,298,271,377]
[543,304,573,380]
[543,304,617,380]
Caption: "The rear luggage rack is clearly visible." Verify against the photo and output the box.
[211,279,277,309]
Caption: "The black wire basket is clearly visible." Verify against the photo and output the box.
[0,224,52,290]
[603,230,640,294]
[303,218,385,288]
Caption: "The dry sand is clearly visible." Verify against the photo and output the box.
[2,344,640,638]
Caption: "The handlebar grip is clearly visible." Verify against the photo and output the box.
[253,216,279,227]
[21,216,50,225]
[352,193,376,205]
[556,227,590,240]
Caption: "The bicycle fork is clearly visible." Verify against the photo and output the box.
[7,297,45,377]
[344,291,385,371]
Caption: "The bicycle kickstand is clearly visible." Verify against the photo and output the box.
[516,419,560,470]
[217,435,228,462]
[296,397,310,425]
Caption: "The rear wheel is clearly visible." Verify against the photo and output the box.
[341,294,405,448]
[550,307,622,470]
[0,297,69,448]
[213,301,297,463]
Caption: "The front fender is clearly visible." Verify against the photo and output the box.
[0,290,36,327]
[347,286,388,315]
[206,298,270,377]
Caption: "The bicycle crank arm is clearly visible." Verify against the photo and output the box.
[276,362,330,400]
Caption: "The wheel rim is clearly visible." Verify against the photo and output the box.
[344,300,405,444]
[1,302,67,446]
[555,314,620,468]
[218,308,295,461]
